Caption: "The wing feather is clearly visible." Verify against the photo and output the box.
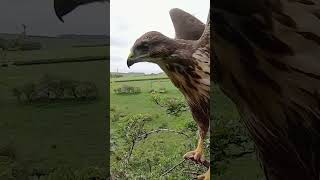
[169,8,205,40]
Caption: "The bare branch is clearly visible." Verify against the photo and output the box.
[137,128,190,139]
[160,159,186,177]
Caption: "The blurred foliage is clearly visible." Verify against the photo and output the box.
[11,74,98,103]
[110,102,255,179]
[150,93,188,116]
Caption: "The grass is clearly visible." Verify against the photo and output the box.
[0,38,109,178]
[110,76,199,179]
[13,55,108,66]
[111,74,264,179]
[0,61,108,169]
[111,73,167,82]
[4,46,108,63]
[0,33,264,179]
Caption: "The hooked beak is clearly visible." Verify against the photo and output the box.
[126,51,150,68]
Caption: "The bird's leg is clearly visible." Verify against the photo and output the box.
[184,128,210,179]
[183,129,207,163]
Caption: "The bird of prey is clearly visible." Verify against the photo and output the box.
[213,0,320,179]
[54,0,108,22]
[127,9,210,180]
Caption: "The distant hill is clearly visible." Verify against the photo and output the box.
[110,72,166,77]
[111,72,145,76]
[57,34,109,40]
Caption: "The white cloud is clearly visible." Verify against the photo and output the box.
[110,0,209,74]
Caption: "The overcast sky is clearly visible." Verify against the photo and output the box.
[110,0,209,74]
[0,1,209,74]
[0,0,108,36]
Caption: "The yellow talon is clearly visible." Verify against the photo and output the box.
[198,168,210,180]
[183,135,205,163]
[184,133,210,179]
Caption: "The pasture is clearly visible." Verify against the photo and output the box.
[110,73,265,179]
[0,34,108,179]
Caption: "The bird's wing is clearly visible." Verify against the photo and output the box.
[198,10,210,50]
[191,11,210,93]
[213,1,320,179]
[54,0,108,22]
[169,8,205,40]
[213,0,320,98]
[192,10,210,66]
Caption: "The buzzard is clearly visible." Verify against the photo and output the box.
[127,9,210,180]
[213,0,320,179]
[53,1,211,178]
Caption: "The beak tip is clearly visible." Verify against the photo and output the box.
[127,59,132,68]
[59,17,65,22]
[127,52,134,68]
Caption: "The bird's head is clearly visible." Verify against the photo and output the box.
[127,31,179,68]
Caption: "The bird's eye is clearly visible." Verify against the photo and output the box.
[138,44,149,52]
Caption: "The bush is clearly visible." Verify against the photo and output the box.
[76,81,98,99]
[158,87,167,93]
[149,88,167,94]
[150,93,188,116]
[114,85,141,95]
[12,74,99,103]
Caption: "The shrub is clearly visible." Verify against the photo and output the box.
[158,87,167,93]
[76,81,98,99]
[12,74,99,103]
[125,114,152,141]
[165,98,188,115]
[149,88,167,94]
[114,85,141,95]
[150,93,188,116]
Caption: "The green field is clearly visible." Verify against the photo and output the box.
[0,33,266,179]
[111,74,201,179]
[110,74,265,179]
[0,34,109,179]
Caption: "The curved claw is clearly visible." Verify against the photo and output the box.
[183,150,205,164]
